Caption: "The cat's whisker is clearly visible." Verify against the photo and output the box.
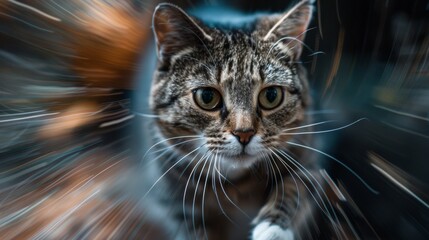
[285,141,379,194]
[142,135,203,160]
[274,149,343,238]
[283,31,315,52]
[266,152,279,207]
[280,118,368,136]
[149,138,204,155]
[270,152,287,205]
[267,148,301,219]
[274,149,328,212]
[142,144,205,200]
[268,151,307,226]
[201,153,215,240]
[374,104,429,123]
[268,27,316,55]
[192,150,212,240]
[271,149,334,219]
[213,157,234,186]
[281,120,336,133]
[307,51,326,57]
[178,150,204,180]
[191,152,209,184]
[266,154,279,210]
[211,151,237,225]
[183,150,211,238]
[216,155,250,219]
[140,140,182,168]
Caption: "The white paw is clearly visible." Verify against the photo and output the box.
[252,221,294,240]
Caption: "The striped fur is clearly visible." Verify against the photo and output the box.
[147,1,324,239]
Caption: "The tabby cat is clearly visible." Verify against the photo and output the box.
[2,0,428,239]
[142,1,323,239]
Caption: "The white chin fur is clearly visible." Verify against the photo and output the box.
[216,135,268,178]
[197,134,268,179]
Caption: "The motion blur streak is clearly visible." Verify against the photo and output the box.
[0,0,428,239]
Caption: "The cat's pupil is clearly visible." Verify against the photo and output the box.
[201,89,214,104]
[265,87,278,103]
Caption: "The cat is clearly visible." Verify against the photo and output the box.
[2,0,429,239]
[140,1,330,239]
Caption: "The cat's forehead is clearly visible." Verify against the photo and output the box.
[174,30,295,92]
[214,32,262,84]
[208,31,294,86]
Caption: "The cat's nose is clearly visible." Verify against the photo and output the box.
[232,128,255,146]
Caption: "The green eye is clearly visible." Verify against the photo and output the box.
[193,88,222,110]
[258,86,284,110]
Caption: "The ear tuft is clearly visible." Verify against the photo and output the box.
[256,0,314,59]
[152,3,212,64]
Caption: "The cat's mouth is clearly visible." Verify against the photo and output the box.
[224,150,260,163]
[234,151,252,159]
[218,151,260,171]
[216,135,264,164]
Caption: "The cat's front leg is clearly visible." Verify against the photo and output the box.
[251,176,306,240]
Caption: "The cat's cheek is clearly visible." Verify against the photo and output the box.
[224,135,244,155]
[251,221,294,240]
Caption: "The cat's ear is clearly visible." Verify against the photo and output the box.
[256,0,314,60]
[152,3,212,63]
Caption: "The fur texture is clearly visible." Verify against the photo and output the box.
[146,1,324,239]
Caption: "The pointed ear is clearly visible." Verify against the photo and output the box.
[152,3,212,64]
[256,0,314,60]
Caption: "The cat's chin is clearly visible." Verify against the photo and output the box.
[214,135,267,169]
[220,153,260,169]
[217,154,257,179]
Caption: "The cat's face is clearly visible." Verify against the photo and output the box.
[150,3,312,168]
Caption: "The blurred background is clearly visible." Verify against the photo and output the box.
[0,0,428,239]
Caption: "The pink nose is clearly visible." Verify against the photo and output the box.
[232,129,255,145]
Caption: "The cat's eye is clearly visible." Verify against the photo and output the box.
[258,86,284,110]
[193,88,222,110]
